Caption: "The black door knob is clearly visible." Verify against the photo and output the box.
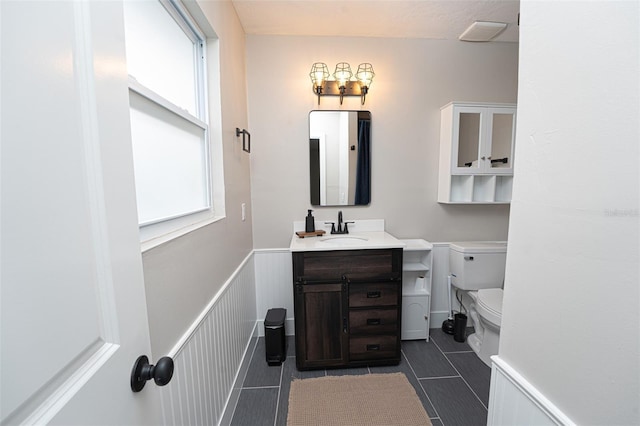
[130,355,174,392]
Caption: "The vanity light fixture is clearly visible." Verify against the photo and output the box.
[333,62,353,104]
[309,62,330,104]
[309,62,375,105]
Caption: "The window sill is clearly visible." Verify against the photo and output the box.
[140,214,225,253]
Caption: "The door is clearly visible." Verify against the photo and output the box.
[485,107,516,174]
[1,2,159,425]
[294,282,348,369]
[452,106,484,174]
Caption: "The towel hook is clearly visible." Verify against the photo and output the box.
[236,128,251,153]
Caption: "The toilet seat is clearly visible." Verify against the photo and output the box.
[476,288,503,327]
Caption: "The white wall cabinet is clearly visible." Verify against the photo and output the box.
[438,102,517,204]
[401,239,433,341]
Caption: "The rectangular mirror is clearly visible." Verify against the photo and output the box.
[309,110,371,206]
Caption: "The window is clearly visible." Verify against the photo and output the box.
[123,0,220,246]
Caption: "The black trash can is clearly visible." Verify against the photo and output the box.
[264,308,286,365]
[453,313,468,343]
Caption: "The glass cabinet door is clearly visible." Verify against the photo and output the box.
[456,112,482,170]
[489,111,515,171]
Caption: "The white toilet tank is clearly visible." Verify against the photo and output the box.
[449,242,507,290]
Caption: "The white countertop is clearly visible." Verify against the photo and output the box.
[289,231,406,252]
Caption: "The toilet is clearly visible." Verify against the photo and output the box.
[449,242,507,367]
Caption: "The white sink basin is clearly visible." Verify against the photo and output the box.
[318,235,369,246]
[290,230,405,252]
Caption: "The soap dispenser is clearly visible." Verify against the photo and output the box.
[305,210,315,233]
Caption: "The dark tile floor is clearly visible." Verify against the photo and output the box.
[230,328,490,426]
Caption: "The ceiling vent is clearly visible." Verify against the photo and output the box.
[459,21,508,42]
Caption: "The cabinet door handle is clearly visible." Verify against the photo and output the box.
[366,344,380,351]
[367,318,381,326]
[343,317,348,333]
[367,291,381,298]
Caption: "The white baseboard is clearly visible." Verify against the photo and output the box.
[219,324,259,426]
[429,310,451,330]
[488,356,575,426]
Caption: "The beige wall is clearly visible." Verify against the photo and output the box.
[246,35,519,249]
[499,1,639,424]
[142,1,254,358]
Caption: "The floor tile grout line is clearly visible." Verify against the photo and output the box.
[428,339,489,425]
[429,336,450,356]
[441,352,489,410]
[453,370,488,411]
[434,338,489,411]
[230,337,261,423]
[417,375,462,380]
[242,385,280,390]
[272,361,285,426]
[400,349,443,422]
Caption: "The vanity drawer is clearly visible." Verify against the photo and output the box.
[349,309,398,335]
[349,335,398,361]
[293,249,401,282]
[349,283,399,307]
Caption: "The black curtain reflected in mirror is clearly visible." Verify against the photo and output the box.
[309,138,321,206]
[355,115,371,205]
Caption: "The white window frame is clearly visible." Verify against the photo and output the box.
[125,0,225,251]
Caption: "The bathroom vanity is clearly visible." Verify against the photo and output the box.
[290,228,405,370]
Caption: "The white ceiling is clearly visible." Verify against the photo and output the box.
[231,0,520,42]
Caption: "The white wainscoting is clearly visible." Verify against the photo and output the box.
[429,243,453,328]
[157,253,257,426]
[488,356,575,426]
[254,249,295,335]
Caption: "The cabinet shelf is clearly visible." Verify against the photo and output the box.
[402,288,430,297]
[403,262,430,272]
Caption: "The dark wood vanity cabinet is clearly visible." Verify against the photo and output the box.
[293,248,403,370]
